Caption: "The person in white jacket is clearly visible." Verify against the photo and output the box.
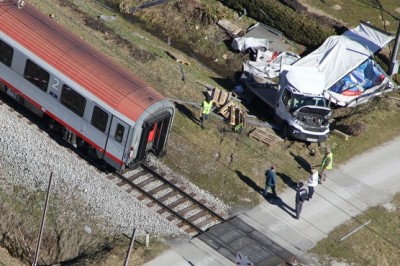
[307,168,319,200]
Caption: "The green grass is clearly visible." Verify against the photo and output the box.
[311,193,400,265]
[302,0,400,33]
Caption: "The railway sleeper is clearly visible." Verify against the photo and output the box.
[157,190,177,202]
[187,210,207,223]
[167,197,187,209]
[195,216,219,229]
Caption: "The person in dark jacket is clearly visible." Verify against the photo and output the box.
[295,181,308,219]
[264,165,277,198]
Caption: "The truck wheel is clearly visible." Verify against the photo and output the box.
[281,123,289,139]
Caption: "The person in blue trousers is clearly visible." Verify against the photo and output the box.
[264,165,277,198]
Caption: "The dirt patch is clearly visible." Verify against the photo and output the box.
[59,0,157,64]
[286,0,349,31]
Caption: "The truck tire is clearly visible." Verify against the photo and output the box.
[281,123,289,140]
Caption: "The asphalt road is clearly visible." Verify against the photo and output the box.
[145,136,400,265]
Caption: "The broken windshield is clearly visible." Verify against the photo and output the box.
[292,94,327,110]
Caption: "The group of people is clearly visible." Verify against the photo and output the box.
[264,147,333,219]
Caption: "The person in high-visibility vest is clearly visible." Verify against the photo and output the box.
[200,95,214,129]
[319,147,333,183]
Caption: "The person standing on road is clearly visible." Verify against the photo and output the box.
[264,165,277,198]
[200,94,214,129]
[295,181,308,219]
[307,168,318,200]
[319,147,333,184]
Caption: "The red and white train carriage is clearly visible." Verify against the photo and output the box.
[0,1,175,171]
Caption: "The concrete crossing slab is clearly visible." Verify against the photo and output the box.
[145,136,400,265]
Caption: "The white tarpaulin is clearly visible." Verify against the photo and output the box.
[231,37,270,53]
[242,51,300,80]
[285,22,395,106]
[281,65,326,95]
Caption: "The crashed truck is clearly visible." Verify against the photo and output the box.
[293,21,396,107]
[241,22,396,142]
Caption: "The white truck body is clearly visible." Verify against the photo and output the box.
[293,21,396,107]
[244,66,331,142]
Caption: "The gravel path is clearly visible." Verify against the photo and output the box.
[0,101,228,237]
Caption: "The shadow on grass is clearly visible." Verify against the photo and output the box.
[235,170,263,195]
[289,152,311,172]
[175,102,200,125]
[277,172,298,191]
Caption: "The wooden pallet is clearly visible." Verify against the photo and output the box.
[229,105,243,126]
[218,100,235,118]
[249,127,282,146]
[212,88,231,107]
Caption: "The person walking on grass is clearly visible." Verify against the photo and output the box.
[200,94,214,129]
[307,168,319,200]
[319,147,333,184]
[295,181,308,219]
[264,165,277,198]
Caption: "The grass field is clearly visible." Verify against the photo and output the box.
[302,0,400,33]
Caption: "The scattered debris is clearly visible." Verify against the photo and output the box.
[386,96,400,101]
[165,51,190,65]
[238,8,247,20]
[211,87,231,107]
[99,15,117,21]
[249,127,283,146]
[332,129,349,140]
[179,65,186,81]
[231,37,270,54]
[217,19,242,36]
[218,100,236,118]
[243,22,292,52]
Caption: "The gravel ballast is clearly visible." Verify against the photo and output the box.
[0,101,228,238]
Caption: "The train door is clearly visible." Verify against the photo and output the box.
[104,116,129,170]
[135,113,172,163]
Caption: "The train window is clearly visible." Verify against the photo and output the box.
[91,106,108,132]
[115,124,125,143]
[0,39,13,67]
[60,85,86,117]
[24,59,50,91]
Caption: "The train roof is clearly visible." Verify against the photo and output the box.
[0,2,165,121]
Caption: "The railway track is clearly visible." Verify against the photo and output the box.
[109,164,227,235]
[0,96,227,235]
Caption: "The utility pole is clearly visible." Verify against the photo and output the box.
[124,227,137,266]
[32,172,53,266]
[388,20,400,76]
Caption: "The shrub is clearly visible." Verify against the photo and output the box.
[218,0,335,49]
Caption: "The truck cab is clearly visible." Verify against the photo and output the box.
[276,66,331,142]
[276,87,331,142]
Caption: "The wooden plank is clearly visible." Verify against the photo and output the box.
[212,88,230,107]
[249,127,282,146]
[332,129,349,140]
[218,101,235,118]
[165,51,190,65]
[229,106,243,126]
[212,89,221,104]
[217,19,242,35]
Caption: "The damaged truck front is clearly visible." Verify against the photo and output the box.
[244,66,331,142]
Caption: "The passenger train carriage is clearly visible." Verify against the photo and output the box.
[0,1,175,171]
